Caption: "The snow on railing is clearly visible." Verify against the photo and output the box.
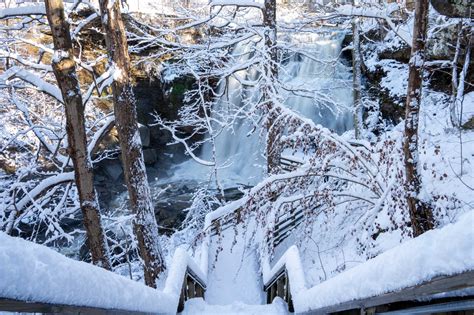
[163,246,207,312]
[0,232,208,314]
[262,211,474,313]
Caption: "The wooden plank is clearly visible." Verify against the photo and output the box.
[264,266,286,291]
[301,270,474,314]
[177,278,186,313]
[186,268,207,290]
[376,299,474,314]
[0,298,152,315]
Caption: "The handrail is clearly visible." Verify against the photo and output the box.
[262,213,474,313]
[0,233,208,314]
[163,246,208,312]
[280,155,304,173]
[0,298,150,314]
[263,246,474,314]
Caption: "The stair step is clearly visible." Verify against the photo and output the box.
[181,297,289,315]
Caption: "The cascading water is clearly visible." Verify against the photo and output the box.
[169,30,354,188]
[281,31,354,134]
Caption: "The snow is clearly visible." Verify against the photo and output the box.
[336,3,412,46]
[462,92,474,125]
[182,298,289,314]
[12,172,75,213]
[1,2,474,314]
[52,49,70,63]
[0,234,211,314]
[210,0,264,10]
[0,67,63,103]
[380,60,409,98]
[205,221,265,305]
[262,246,306,296]
[0,232,176,314]
[293,211,474,312]
[163,246,207,296]
[0,5,45,19]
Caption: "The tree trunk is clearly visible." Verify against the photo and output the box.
[97,0,165,287]
[403,0,434,237]
[263,0,279,174]
[450,21,463,128]
[44,0,111,269]
[352,15,363,139]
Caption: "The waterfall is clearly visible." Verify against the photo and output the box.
[170,30,354,188]
[281,31,353,134]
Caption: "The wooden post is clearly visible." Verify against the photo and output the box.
[195,284,204,298]
[187,277,196,299]
[286,275,294,312]
[270,284,277,303]
[177,278,186,312]
[277,277,285,298]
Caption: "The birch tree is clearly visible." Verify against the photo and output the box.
[403,0,434,237]
[97,0,165,286]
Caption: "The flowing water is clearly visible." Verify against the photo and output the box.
[167,30,354,188]
[103,30,354,233]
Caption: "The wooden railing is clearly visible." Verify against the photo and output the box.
[272,206,304,247]
[0,244,207,314]
[308,271,474,315]
[177,267,207,312]
[262,215,474,315]
[0,298,149,314]
[280,155,304,173]
[263,266,294,312]
[263,245,474,314]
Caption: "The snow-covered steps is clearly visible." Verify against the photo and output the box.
[205,226,265,305]
[182,298,289,315]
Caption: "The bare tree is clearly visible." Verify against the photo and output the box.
[263,0,279,174]
[97,0,165,286]
[351,2,363,139]
[403,0,434,237]
[44,0,111,269]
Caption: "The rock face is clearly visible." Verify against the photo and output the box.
[430,0,472,18]
[138,124,150,147]
[133,76,197,164]
[142,148,157,165]
[94,75,200,233]
[361,17,474,127]
[103,161,123,181]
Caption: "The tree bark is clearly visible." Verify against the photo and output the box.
[403,0,434,237]
[352,15,363,139]
[97,0,165,287]
[44,0,111,269]
[450,21,463,128]
[263,0,279,174]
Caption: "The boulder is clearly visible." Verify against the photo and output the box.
[103,162,123,181]
[143,148,157,165]
[138,124,150,147]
